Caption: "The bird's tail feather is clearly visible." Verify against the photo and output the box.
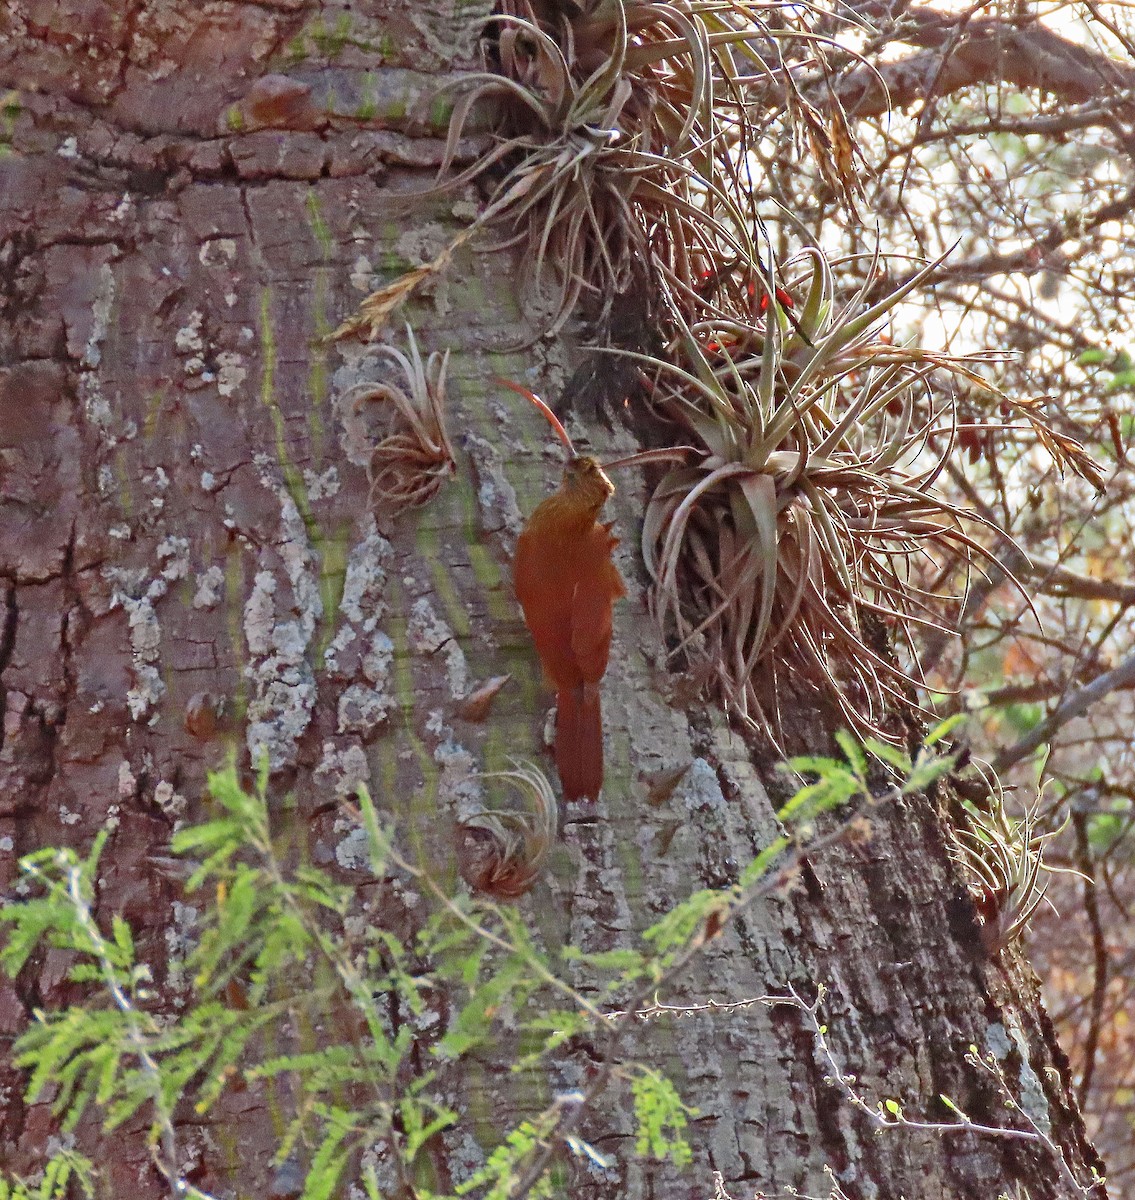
[556,684,603,801]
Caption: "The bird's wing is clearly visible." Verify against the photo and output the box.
[569,578,615,684]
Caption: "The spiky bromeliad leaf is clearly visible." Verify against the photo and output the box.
[345,325,457,511]
[946,785,1079,953]
[407,1,830,336]
[638,249,1047,743]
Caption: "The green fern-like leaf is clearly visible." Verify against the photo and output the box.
[302,1107,356,1200]
[632,1070,697,1167]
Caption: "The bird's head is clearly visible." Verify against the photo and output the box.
[562,455,615,508]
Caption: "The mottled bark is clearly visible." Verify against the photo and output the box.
[0,2,1107,1198]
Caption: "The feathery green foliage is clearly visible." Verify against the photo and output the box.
[0,735,953,1198]
[0,1150,96,1200]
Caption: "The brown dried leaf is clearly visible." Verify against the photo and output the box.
[332,266,435,343]
[1014,397,1107,490]
[824,70,865,219]
[1106,410,1126,465]
[457,674,513,723]
[1047,429,1106,491]
[643,761,693,806]
[185,691,220,740]
[330,227,474,342]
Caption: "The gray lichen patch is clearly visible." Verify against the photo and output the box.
[174,310,205,356]
[332,819,371,872]
[363,630,394,685]
[314,741,371,803]
[163,901,201,998]
[304,466,340,500]
[324,520,395,739]
[193,565,225,610]
[215,351,248,398]
[241,468,325,772]
[434,737,482,818]
[350,253,376,292]
[337,675,393,736]
[76,259,118,437]
[463,431,524,544]
[242,559,317,767]
[173,309,211,382]
[987,1018,1052,1136]
[245,652,317,773]
[405,0,496,68]
[331,613,395,740]
[156,536,191,582]
[243,571,278,659]
[283,66,455,127]
[677,758,728,815]
[105,565,170,722]
[407,596,467,699]
[273,488,324,634]
[152,780,188,821]
[331,357,380,470]
[172,303,250,396]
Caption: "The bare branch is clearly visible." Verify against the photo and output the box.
[882,186,1135,288]
[1023,557,1135,605]
[838,10,1135,116]
[992,649,1135,772]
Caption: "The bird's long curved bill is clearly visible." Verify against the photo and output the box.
[496,378,576,457]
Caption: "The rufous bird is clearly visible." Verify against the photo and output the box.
[504,381,626,802]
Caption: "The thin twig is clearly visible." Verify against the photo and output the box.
[768,986,1102,1197]
[1073,811,1108,1111]
[992,650,1135,773]
[42,857,218,1200]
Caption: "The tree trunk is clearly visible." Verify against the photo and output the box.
[0,2,1107,1197]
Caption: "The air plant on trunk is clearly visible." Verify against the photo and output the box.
[456,761,558,900]
[948,784,1081,955]
[636,248,1040,742]
[333,2,872,343]
[430,1,828,334]
[348,326,457,511]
